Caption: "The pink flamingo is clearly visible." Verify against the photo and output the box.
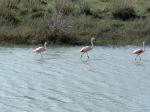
[33,42,47,56]
[80,37,95,58]
[132,41,145,61]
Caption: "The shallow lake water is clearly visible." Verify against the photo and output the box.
[0,46,150,112]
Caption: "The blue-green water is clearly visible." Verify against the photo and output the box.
[0,46,150,112]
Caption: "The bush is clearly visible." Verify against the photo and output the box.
[40,0,48,5]
[54,0,75,15]
[147,7,150,12]
[111,0,134,10]
[111,0,137,20]
[31,12,44,18]
[112,7,136,20]
[130,18,150,37]
[79,0,92,15]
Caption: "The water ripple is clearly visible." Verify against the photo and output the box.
[0,46,150,112]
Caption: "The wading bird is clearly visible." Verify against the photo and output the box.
[132,41,145,61]
[33,42,47,56]
[80,37,95,59]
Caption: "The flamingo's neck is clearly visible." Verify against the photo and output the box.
[143,42,145,51]
[91,39,94,48]
[44,43,47,49]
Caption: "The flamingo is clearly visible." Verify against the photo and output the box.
[132,41,145,61]
[33,42,47,56]
[80,37,95,58]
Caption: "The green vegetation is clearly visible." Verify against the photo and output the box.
[0,0,150,45]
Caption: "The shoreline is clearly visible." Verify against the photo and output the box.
[0,37,148,46]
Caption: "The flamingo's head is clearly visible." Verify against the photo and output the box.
[44,42,48,45]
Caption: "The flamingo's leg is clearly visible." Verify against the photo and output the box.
[135,55,138,61]
[86,52,89,59]
[80,52,85,58]
[139,55,141,61]
[40,53,43,57]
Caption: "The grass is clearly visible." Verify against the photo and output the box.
[0,0,150,45]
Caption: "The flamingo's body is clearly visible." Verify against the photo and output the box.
[80,46,92,52]
[132,49,144,54]
[80,37,95,58]
[33,42,47,55]
[132,42,145,61]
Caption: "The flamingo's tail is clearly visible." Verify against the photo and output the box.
[80,49,83,52]
[129,51,134,55]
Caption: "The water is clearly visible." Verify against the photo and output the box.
[0,46,150,112]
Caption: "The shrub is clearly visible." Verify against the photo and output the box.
[111,0,137,20]
[131,18,150,37]
[54,0,75,15]
[147,7,150,12]
[31,12,44,18]
[40,0,48,5]
[111,0,134,10]
[112,7,136,20]
[79,0,92,15]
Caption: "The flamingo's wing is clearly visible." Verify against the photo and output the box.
[132,49,143,54]
[80,46,91,52]
[33,47,43,52]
